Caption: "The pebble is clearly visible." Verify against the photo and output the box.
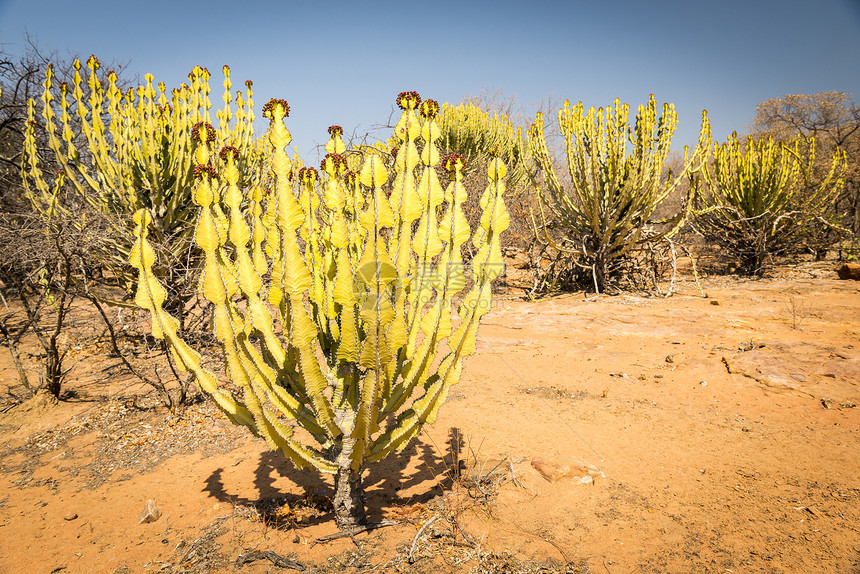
[138,499,161,524]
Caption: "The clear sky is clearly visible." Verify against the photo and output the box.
[2,0,859,160]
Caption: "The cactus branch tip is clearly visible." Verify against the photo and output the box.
[219,146,240,162]
[321,153,347,172]
[191,122,216,144]
[298,167,319,183]
[420,99,440,118]
[193,164,219,181]
[396,91,421,110]
[262,98,290,118]
[443,153,466,173]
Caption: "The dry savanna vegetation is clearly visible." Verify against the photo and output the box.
[1,48,858,573]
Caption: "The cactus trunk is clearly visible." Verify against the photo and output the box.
[333,457,367,529]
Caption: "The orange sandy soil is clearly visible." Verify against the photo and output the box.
[0,262,858,573]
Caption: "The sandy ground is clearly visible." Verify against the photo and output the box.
[0,262,858,573]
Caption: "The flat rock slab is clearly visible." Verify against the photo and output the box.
[725,341,859,402]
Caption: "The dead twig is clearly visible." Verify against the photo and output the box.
[408,514,439,564]
[235,550,305,571]
[509,459,526,489]
[312,519,399,545]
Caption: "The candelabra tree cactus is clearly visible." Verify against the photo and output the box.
[437,102,533,190]
[527,95,711,292]
[691,132,846,275]
[436,102,537,251]
[130,92,509,529]
[22,57,265,301]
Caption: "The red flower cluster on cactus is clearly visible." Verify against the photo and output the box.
[328,125,344,136]
[298,167,318,183]
[390,146,400,158]
[396,91,421,110]
[443,153,465,172]
[262,98,290,119]
[193,164,218,181]
[344,170,358,184]
[219,146,240,162]
[321,153,347,172]
[420,99,440,119]
[191,122,216,144]
[245,80,253,88]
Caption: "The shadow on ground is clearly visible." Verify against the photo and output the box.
[202,427,464,525]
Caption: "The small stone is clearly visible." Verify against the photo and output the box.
[699,381,707,387]
[531,458,604,483]
[63,513,78,521]
[665,355,674,364]
[138,499,161,524]
[710,300,720,306]
[531,458,568,482]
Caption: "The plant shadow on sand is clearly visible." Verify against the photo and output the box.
[202,430,460,528]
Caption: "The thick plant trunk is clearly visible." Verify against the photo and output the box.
[333,465,367,530]
[593,252,608,294]
[331,431,367,530]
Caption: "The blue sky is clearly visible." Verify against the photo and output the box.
[2,0,859,160]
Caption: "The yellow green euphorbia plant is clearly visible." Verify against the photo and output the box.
[23,57,265,295]
[527,95,711,292]
[691,132,846,275]
[437,101,533,190]
[130,92,509,529]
